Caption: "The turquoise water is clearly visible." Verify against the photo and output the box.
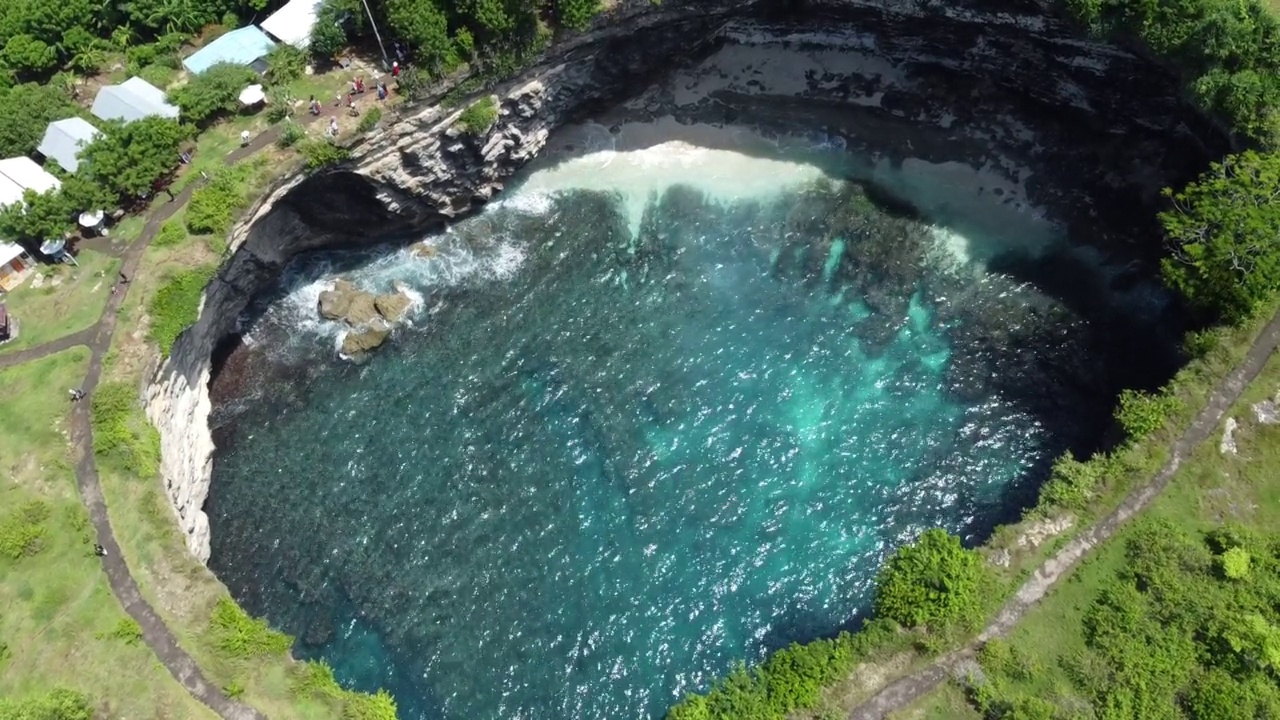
[208,150,1165,720]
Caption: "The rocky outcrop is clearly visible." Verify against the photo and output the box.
[147,0,1227,562]
[341,326,391,356]
[318,278,415,359]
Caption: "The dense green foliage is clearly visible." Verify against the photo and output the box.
[298,138,352,169]
[874,529,986,630]
[79,116,187,203]
[1115,387,1185,441]
[208,597,294,658]
[312,0,589,80]
[186,164,253,236]
[90,381,160,477]
[665,619,905,720]
[0,83,77,157]
[0,688,92,720]
[1064,0,1280,140]
[169,62,259,126]
[457,95,497,134]
[1160,150,1280,323]
[1037,452,1114,511]
[0,499,50,559]
[357,105,383,133]
[975,520,1280,719]
[153,219,187,247]
[147,266,215,357]
[0,188,76,245]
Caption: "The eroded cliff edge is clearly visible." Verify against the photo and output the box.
[148,0,1226,562]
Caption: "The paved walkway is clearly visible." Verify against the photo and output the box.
[849,309,1280,719]
[2,111,336,719]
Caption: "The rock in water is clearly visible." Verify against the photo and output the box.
[375,292,412,323]
[318,279,383,328]
[342,327,390,356]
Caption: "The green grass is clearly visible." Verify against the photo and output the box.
[0,349,215,719]
[960,347,1280,717]
[0,250,120,355]
[147,265,217,357]
[887,680,982,720]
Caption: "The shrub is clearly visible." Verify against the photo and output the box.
[299,139,351,169]
[153,220,187,247]
[978,638,1034,681]
[1115,387,1183,441]
[1221,547,1251,579]
[1037,452,1111,511]
[168,63,260,126]
[1160,151,1280,324]
[97,617,143,644]
[266,87,296,123]
[0,502,47,560]
[187,166,252,236]
[265,43,307,85]
[277,121,306,148]
[148,266,216,358]
[357,106,383,133]
[208,598,293,658]
[292,660,344,699]
[342,689,398,720]
[556,0,602,30]
[874,529,985,630]
[0,688,93,720]
[90,381,160,476]
[457,96,498,135]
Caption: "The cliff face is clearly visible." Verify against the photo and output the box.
[147,0,1224,562]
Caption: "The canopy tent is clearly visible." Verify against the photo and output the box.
[0,242,23,267]
[260,0,324,48]
[183,26,277,74]
[0,157,62,196]
[91,77,180,123]
[36,117,102,173]
[238,84,266,106]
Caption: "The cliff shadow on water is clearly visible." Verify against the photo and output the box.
[153,1,1234,718]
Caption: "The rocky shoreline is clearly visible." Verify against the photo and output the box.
[148,0,1225,562]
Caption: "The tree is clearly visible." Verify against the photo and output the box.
[555,0,601,31]
[873,529,984,629]
[0,83,77,157]
[384,0,455,70]
[2,34,57,74]
[78,116,186,201]
[168,62,258,125]
[0,189,74,245]
[1160,150,1280,323]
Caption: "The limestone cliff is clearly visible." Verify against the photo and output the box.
[147,0,1225,562]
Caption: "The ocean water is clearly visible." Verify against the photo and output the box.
[208,142,1173,720]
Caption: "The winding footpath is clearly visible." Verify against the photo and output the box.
[0,123,304,720]
[849,309,1280,719]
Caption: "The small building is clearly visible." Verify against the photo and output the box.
[183,26,277,75]
[91,77,180,124]
[0,242,34,292]
[260,0,325,49]
[0,157,63,198]
[37,117,103,173]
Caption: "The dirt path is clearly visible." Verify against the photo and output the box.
[849,309,1280,719]
[4,107,337,719]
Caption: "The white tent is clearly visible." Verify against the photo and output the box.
[260,0,324,48]
[0,157,62,196]
[91,77,180,123]
[37,117,102,173]
[0,174,26,209]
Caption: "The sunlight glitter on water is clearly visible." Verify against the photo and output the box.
[209,143,1133,720]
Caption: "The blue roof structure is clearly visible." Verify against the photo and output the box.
[182,26,277,75]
